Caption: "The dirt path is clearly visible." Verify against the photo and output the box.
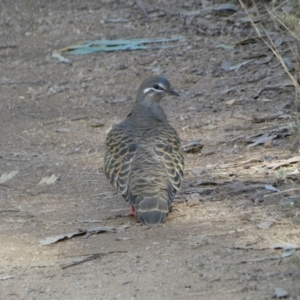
[1,1,300,299]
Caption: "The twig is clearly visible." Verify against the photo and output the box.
[264,188,300,199]
[14,134,30,143]
[149,7,180,16]
[201,228,249,237]
[0,183,36,196]
[133,0,149,20]
[238,256,282,264]
[61,251,127,269]
[0,209,20,213]
[168,214,186,219]
[201,185,266,200]
[43,118,66,125]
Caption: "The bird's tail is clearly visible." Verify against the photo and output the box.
[135,191,170,225]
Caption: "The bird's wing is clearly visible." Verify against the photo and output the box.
[152,125,184,200]
[104,125,137,202]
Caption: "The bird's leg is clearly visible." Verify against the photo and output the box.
[121,204,136,217]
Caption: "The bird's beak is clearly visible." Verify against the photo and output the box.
[168,89,180,97]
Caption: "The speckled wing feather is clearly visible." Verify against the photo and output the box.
[104,118,184,225]
[104,125,137,201]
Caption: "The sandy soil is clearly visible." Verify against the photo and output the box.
[0,1,300,299]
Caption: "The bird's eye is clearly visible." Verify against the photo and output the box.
[153,84,160,90]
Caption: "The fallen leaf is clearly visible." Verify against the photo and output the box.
[255,56,272,65]
[216,43,235,50]
[40,225,130,245]
[254,80,294,98]
[55,128,69,133]
[0,275,14,280]
[52,51,71,64]
[104,18,129,23]
[226,99,237,105]
[221,59,253,72]
[115,237,131,241]
[272,241,299,250]
[85,225,129,238]
[182,141,204,153]
[187,193,200,206]
[257,220,274,229]
[265,184,279,192]
[281,248,296,258]
[40,232,83,245]
[226,181,247,190]
[213,3,238,14]
[88,119,105,127]
[54,37,185,56]
[283,57,293,69]
[37,174,58,185]
[70,114,89,121]
[273,287,288,298]
[0,170,19,184]
[247,133,273,148]
[267,156,300,170]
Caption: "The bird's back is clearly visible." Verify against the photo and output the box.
[105,103,184,225]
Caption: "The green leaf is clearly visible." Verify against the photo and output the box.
[55,36,185,56]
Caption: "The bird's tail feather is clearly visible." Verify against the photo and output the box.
[135,192,169,225]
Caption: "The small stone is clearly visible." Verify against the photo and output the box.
[187,193,200,206]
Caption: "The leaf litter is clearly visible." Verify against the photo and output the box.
[0,170,19,184]
[40,225,130,245]
[37,174,58,185]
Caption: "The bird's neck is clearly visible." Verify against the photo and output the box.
[130,99,167,122]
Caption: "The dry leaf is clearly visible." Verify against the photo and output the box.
[40,232,83,245]
[221,59,253,72]
[88,119,105,127]
[265,184,279,192]
[274,287,288,298]
[37,174,58,185]
[247,133,271,148]
[257,220,274,229]
[0,170,19,184]
[281,248,296,258]
[267,156,300,170]
[0,275,14,281]
[40,225,130,245]
[182,141,204,153]
[115,237,131,241]
[187,193,200,206]
[272,242,299,250]
[226,99,237,105]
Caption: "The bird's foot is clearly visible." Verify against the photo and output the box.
[121,205,136,217]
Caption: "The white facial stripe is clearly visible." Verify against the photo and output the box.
[143,87,163,94]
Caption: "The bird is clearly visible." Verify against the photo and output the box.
[104,76,184,225]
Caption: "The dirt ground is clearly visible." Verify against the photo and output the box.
[1,0,300,299]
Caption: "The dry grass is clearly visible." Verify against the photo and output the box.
[240,0,300,140]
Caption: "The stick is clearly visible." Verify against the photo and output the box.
[0,183,36,196]
[133,0,149,19]
[61,251,127,269]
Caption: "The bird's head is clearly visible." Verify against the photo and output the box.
[136,76,179,104]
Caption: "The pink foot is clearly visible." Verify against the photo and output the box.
[121,205,136,217]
